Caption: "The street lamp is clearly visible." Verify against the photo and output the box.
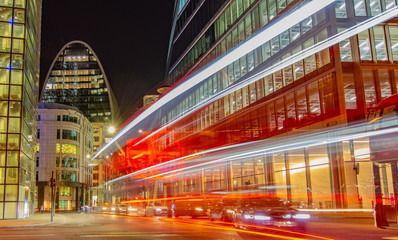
[108,126,115,134]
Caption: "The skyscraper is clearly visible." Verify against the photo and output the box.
[41,40,118,124]
[0,0,42,219]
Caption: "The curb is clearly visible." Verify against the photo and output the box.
[0,221,56,228]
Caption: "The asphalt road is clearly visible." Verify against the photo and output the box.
[0,212,398,240]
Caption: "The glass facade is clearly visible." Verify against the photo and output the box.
[0,0,42,219]
[40,41,117,124]
[93,0,398,222]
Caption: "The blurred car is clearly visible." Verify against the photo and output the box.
[145,202,168,216]
[174,199,209,219]
[233,197,310,232]
[109,206,117,213]
[101,205,110,212]
[209,199,238,222]
[116,204,127,214]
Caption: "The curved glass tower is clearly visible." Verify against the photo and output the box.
[41,40,118,123]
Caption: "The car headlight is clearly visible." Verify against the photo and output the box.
[102,207,107,210]
[283,214,292,219]
[156,208,162,211]
[254,215,271,221]
[195,207,203,211]
[111,207,115,211]
[293,213,310,220]
[244,214,253,219]
[226,210,234,214]
[129,208,137,211]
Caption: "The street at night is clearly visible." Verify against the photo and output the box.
[2,0,398,239]
[1,212,398,240]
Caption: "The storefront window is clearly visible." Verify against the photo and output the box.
[308,146,332,209]
[288,149,308,207]
[273,153,287,199]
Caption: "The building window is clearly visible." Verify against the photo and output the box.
[59,200,68,210]
[60,143,77,154]
[57,115,60,121]
[60,186,71,196]
[36,143,40,153]
[37,129,40,139]
[62,130,77,141]
[57,129,60,139]
[36,157,39,167]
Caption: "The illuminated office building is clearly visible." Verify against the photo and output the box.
[40,40,118,124]
[40,41,119,208]
[36,103,93,211]
[94,0,398,221]
[0,0,42,219]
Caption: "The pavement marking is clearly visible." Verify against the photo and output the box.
[382,237,398,240]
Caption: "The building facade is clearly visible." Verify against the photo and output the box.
[36,103,93,211]
[0,0,42,219]
[40,40,119,208]
[40,40,118,124]
[94,0,398,221]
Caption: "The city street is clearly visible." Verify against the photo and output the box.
[1,213,398,240]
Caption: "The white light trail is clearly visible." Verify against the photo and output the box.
[134,5,398,147]
[92,0,337,160]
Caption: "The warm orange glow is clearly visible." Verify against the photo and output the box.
[132,153,144,159]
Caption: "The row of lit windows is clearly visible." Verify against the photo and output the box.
[90,112,111,118]
[0,53,23,69]
[335,0,397,18]
[51,69,99,76]
[0,7,24,23]
[0,37,23,54]
[174,140,372,209]
[0,83,21,100]
[170,0,298,82]
[0,0,26,9]
[55,143,78,155]
[0,117,19,133]
[0,150,19,167]
[0,69,22,84]
[344,69,398,110]
[0,22,25,39]
[60,186,71,196]
[166,73,337,148]
[353,25,398,62]
[45,83,108,92]
[167,25,329,128]
[0,101,21,117]
[48,76,104,84]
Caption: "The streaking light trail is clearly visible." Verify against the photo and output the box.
[133,5,398,147]
[92,0,337,160]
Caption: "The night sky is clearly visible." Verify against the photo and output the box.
[39,0,175,117]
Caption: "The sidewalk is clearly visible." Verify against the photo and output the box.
[0,212,69,228]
